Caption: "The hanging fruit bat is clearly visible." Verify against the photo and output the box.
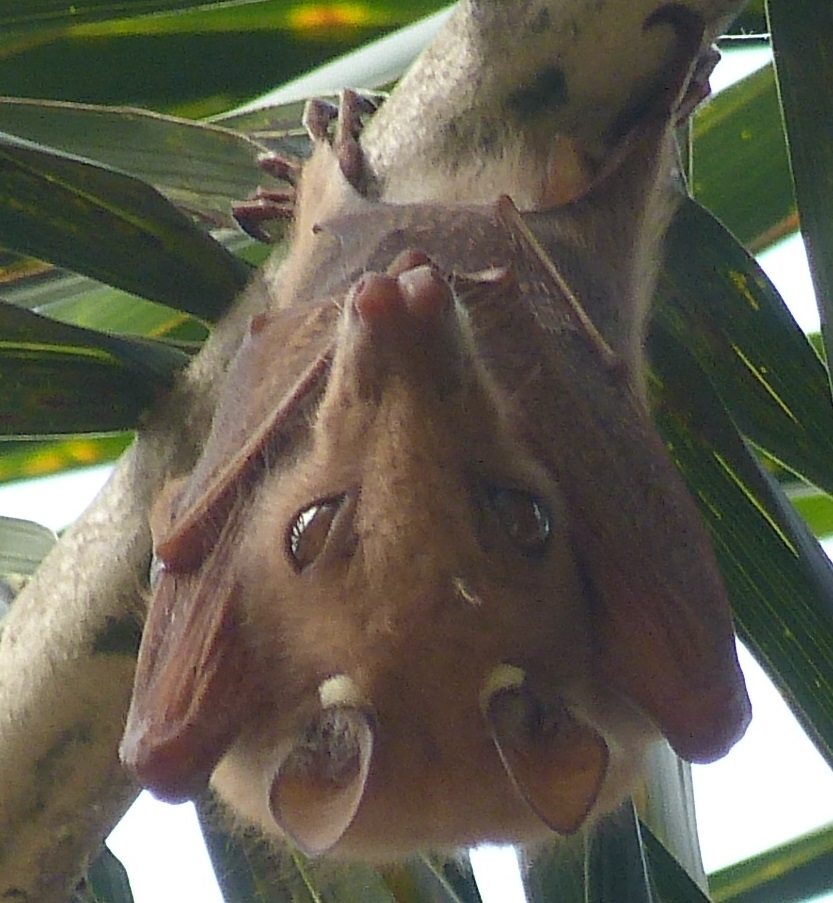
[120,4,751,860]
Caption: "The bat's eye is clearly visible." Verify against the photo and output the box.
[287,495,345,571]
[487,486,552,557]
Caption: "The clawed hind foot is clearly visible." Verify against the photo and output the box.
[232,90,381,242]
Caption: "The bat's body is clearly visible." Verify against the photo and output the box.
[121,3,750,860]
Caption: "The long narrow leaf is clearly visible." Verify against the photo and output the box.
[0,353,156,436]
[658,199,833,495]
[380,857,483,903]
[0,301,190,435]
[640,825,711,903]
[0,435,128,483]
[709,821,833,903]
[790,485,833,539]
[219,7,452,121]
[586,805,655,903]
[84,846,136,903]
[0,0,240,32]
[650,324,833,768]
[692,63,795,251]
[198,795,483,903]
[198,797,401,903]
[0,301,191,382]
[0,98,271,230]
[0,131,250,319]
[0,515,56,577]
[767,0,833,379]
[524,805,655,903]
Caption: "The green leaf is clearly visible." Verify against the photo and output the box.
[0,301,191,380]
[0,302,190,436]
[658,200,833,495]
[692,63,796,252]
[656,209,833,768]
[585,806,654,903]
[650,324,833,769]
[0,435,128,483]
[0,1,447,118]
[0,251,211,343]
[83,845,136,903]
[379,857,483,903]
[0,354,155,436]
[198,796,396,903]
[524,805,656,903]
[216,7,451,124]
[790,485,833,539]
[709,821,833,903]
[767,0,833,379]
[0,0,241,31]
[0,515,56,576]
[0,98,272,231]
[640,822,711,903]
[641,825,711,903]
[0,130,250,319]
[197,795,482,903]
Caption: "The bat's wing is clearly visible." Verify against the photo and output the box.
[120,507,252,800]
[121,301,339,800]
[156,302,339,570]
[485,200,751,763]
[306,197,751,765]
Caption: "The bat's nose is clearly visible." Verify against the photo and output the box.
[340,251,471,398]
[349,260,454,330]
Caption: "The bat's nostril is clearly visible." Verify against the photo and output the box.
[397,263,455,320]
[350,271,402,324]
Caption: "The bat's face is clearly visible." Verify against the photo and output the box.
[123,203,750,858]
[205,255,652,857]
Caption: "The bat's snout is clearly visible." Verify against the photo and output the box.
[336,249,476,401]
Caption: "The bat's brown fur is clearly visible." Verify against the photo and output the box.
[121,4,750,860]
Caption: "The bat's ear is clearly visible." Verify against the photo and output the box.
[482,667,609,835]
[270,677,375,856]
[120,487,253,802]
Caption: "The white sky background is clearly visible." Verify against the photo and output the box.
[1,43,832,903]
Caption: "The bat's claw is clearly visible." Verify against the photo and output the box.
[675,44,720,123]
[232,188,295,243]
[302,97,340,142]
[257,153,303,186]
[303,89,382,193]
[231,153,300,242]
[643,4,719,124]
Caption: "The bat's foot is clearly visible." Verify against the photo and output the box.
[233,91,381,241]
[643,4,718,123]
[232,189,295,243]
[256,154,303,186]
[675,44,720,123]
[232,154,301,242]
[303,89,381,193]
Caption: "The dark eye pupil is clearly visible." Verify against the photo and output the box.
[287,496,343,571]
[488,487,552,556]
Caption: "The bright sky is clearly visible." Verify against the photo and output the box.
[1,41,831,903]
